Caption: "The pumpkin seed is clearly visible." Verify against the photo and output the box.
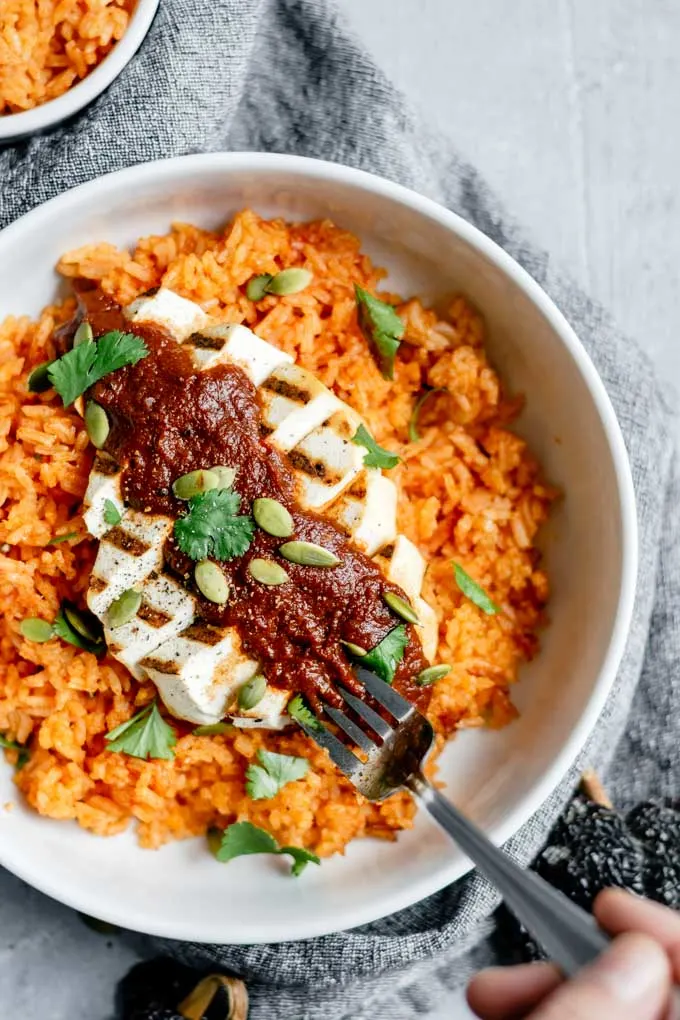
[246,274,273,301]
[19,618,53,643]
[209,465,237,489]
[84,401,110,449]
[108,589,142,629]
[64,604,101,642]
[341,640,368,657]
[27,361,53,393]
[279,541,340,567]
[193,722,234,736]
[73,321,94,347]
[172,469,219,500]
[248,557,289,586]
[267,268,313,296]
[383,591,420,625]
[195,560,229,604]
[415,664,451,687]
[252,497,294,538]
[238,674,267,710]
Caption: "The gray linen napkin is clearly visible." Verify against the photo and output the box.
[1,2,677,1017]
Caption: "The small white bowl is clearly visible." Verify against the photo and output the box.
[0,153,637,943]
[0,0,159,144]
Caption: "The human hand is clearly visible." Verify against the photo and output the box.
[467,889,680,1020]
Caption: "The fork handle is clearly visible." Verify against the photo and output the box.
[408,774,609,976]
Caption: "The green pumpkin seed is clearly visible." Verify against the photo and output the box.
[27,361,53,393]
[267,268,313,296]
[238,674,267,710]
[20,618,53,643]
[64,604,101,642]
[341,640,368,657]
[252,497,294,538]
[108,589,142,629]
[415,664,452,687]
[73,321,94,347]
[84,401,110,449]
[195,560,229,604]
[248,557,289,586]
[209,465,237,489]
[172,469,219,500]
[279,541,340,567]
[383,591,420,625]
[246,274,273,301]
[193,722,234,736]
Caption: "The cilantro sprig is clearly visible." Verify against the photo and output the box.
[287,694,322,731]
[246,749,309,801]
[352,624,409,685]
[105,700,177,760]
[174,488,255,562]
[47,330,149,406]
[351,424,401,470]
[453,563,499,616]
[213,821,320,877]
[354,285,405,380]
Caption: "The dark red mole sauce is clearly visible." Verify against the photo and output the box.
[58,283,430,713]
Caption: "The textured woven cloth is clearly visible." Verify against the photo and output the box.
[1,2,677,1017]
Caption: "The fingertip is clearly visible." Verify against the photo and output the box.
[466,962,561,1019]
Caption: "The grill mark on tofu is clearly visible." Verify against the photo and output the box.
[104,527,149,556]
[347,479,367,499]
[93,451,119,477]
[259,422,274,438]
[89,577,107,594]
[140,655,181,675]
[288,449,343,483]
[188,331,227,351]
[138,604,172,628]
[262,378,308,402]
[107,642,124,654]
[182,621,226,645]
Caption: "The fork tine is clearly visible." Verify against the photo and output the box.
[355,667,414,723]
[323,703,376,753]
[295,714,363,778]
[339,688,392,739]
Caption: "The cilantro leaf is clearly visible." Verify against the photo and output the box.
[280,846,320,877]
[453,563,500,615]
[354,285,405,380]
[408,387,447,442]
[246,749,309,801]
[214,821,320,877]
[351,424,401,470]
[103,500,122,526]
[105,700,177,760]
[174,488,254,562]
[47,330,148,406]
[287,694,322,731]
[52,608,105,655]
[360,624,409,685]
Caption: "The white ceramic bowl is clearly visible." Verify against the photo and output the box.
[0,153,637,943]
[0,0,159,143]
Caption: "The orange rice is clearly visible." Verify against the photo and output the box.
[0,211,555,854]
[0,0,136,115]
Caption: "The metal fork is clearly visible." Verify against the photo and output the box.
[298,666,610,976]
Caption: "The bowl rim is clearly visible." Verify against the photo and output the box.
[0,152,638,941]
[0,0,160,143]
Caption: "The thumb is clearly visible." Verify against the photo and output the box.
[532,933,672,1020]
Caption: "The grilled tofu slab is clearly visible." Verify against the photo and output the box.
[83,289,440,726]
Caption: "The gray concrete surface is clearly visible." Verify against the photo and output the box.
[2,1,678,1017]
